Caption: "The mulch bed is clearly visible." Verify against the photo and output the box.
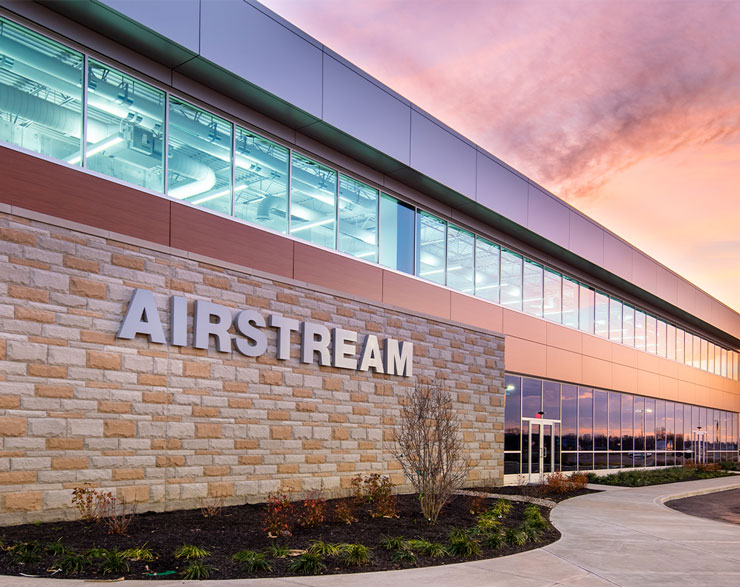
[0,492,563,580]
[666,488,740,526]
[477,485,599,503]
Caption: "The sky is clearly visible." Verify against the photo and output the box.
[260,0,740,313]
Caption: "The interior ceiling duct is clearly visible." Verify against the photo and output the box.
[0,83,80,136]
[168,151,216,199]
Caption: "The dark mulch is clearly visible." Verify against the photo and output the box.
[667,488,740,526]
[476,485,599,503]
[0,493,560,580]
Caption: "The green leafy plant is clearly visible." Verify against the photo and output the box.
[490,499,513,518]
[521,522,543,542]
[447,529,480,557]
[390,545,417,563]
[475,510,503,532]
[46,539,70,556]
[174,544,211,560]
[265,543,289,558]
[407,538,447,558]
[55,551,89,574]
[121,544,156,562]
[378,534,406,551]
[482,530,504,549]
[523,504,548,530]
[181,559,215,580]
[504,527,527,546]
[307,539,341,557]
[263,491,295,538]
[9,540,43,564]
[339,543,371,567]
[288,552,326,575]
[232,550,272,572]
[96,549,130,575]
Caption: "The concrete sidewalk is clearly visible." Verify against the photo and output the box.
[2,476,740,586]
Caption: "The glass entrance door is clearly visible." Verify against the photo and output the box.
[523,418,559,482]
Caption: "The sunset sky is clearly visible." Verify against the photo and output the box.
[261,0,740,313]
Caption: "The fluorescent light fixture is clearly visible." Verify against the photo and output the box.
[67,135,123,165]
[419,268,444,277]
[291,218,334,234]
[191,184,248,206]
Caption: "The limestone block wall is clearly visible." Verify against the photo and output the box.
[0,210,505,525]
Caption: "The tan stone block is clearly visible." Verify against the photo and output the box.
[80,330,115,344]
[112,468,145,481]
[169,279,194,293]
[0,396,20,409]
[28,364,67,378]
[35,384,74,398]
[0,417,26,437]
[0,338,4,360]
[238,455,262,465]
[311,310,330,321]
[0,471,36,484]
[360,454,376,463]
[302,440,322,450]
[228,398,252,409]
[204,466,229,476]
[117,485,149,503]
[277,463,299,474]
[268,410,290,421]
[305,454,325,464]
[270,426,291,440]
[69,276,106,299]
[51,457,88,470]
[112,253,145,271]
[336,462,356,472]
[324,378,342,391]
[332,428,349,440]
[104,420,136,437]
[98,401,132,414]
[329,414,346,423]
[293,388,313,398]
[353,406,369,416]
[208,482,234,498]
[8,284,49,303]
[139,374,167,387]
[195,423,221,438]
[184,361,210,378]
[234,440,258,450]
[193,406,219,418]
[223,381,248,393]
[87,350,121,370]
[296,403,316,413]
[0,227,36,245]
[46,438,84,450]
[260,370,282,385]
[63,255,100,273]
[143,391,168,403]
[15,306,55,323]
[157,455,185,467]
[204,275,230,289]
[2,491,42,511]
[152,439,181,450]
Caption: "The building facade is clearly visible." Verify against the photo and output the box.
[0,0,738,525]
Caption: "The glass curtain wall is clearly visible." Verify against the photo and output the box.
[3,16,740,383]
[504,374,739,476]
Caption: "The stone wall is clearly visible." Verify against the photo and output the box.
[0,210,505,525]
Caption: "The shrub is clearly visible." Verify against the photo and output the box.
[482,530,504,549]
[103,498,137,536]
[523,504,548,530]
[120,544,156,562]
[181,560,215,580]
[407,538,447,558]
[475,510,502,532]
[55,551,89,574]
[378,534,406,551]
[543,471,589,494]
[521,522,543,542]
[333,499,357,524]
[590,466,731,487]
[490,499,513,518]
[392,382,469,524]
[390,545,416,563]
[307,539,341,557]
[298,491,326,528]
[265,543,289,558]
[263,491,295,538]
[174,544,211,560]
[339,543,371,566]
[199,496,224,518]
[96,549,130,575]
[288,552,326,575]
[466,494,487,515]
[351,473,397,518]
[232,550,272,573]
[71,487,114,523]
[503,527,527,546]
[46,539,70,556]
[446,529,480,557]
[9,540,43,564]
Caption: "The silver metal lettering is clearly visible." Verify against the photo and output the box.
[332,328,358,370]
[234,310,267,357]
[117,288,166,344]
[385,338,413,377]
[193,300,232,352]
[301,322,331,366]
[269,314,300,360]
[358,334,384,373]
[170,295,188,346]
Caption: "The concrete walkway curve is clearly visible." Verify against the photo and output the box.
[2,476,740,587]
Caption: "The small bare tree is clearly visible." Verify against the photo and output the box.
[392,381,469,524]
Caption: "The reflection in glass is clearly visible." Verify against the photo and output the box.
[504,375,521,451]
[700,338,708,371]
[656,400,666,452]
[562,277,579,328]
[608,392,621,451]
[338,174,378,261]
[579,284,594,333]
[657,320,667,357]
[635,310,646,351]
[416,210,446,285]
[504,452,520,475]
[290,152,337,248]
[578,387,593,451]
[684,332,693,366]
[645,398,655,451]
[475,236,500,302]
[446,224,474,292]
[522,378,542,418]
[233,126,289,233]
[0,17,83,163]
[594,291,609,338]
[594,390,607,451]
[500,249,523,310]
[379,194,414,274]
[543,380,560,420]
[623,304,635,347]
[168,96,232,215]
[562,384,577,451]
[667,324,676,361]
[676,328,684,364]
[634,396,645,451]
[544,268,562,323]
[621,394,634,453]
[646,315,657,354]
[523,260,543,317]
[693,336,701,370]
[609,298,622,343]
[86,60,165,191]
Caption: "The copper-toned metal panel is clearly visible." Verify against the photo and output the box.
[450,292,502,333]
[382,270,451,319]
[170,203,294,278]
[0,147,170,245]
[293,243,383,302]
